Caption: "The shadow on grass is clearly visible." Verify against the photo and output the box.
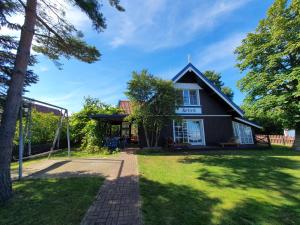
[139,149,300,225]
[179,155,300,191]
[140,175,300,225]
[0,177,103,225]
[140,177,220,225]
[218,198,300,225]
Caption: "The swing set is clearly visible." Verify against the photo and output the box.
[15,96,71,180]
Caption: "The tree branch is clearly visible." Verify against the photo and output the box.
[17,0,66,45]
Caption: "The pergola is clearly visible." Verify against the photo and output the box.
[90,113,133,144]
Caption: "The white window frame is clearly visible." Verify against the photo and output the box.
[173,119,206,145]
[232,121,254,144]
[180,89,200,106]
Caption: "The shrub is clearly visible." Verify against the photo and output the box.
[70,97,123,153]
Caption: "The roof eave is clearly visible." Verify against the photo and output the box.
[172,63,245,117]
[234,117,263,129]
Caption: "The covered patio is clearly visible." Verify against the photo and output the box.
[89,114,138,148]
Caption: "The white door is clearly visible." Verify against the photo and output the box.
[187,120,205,145]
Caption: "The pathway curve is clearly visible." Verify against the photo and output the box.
[81,150,142,225]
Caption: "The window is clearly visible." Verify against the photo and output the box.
[174,120,188,144]
[180,89,199,106]
[232,122,254,144]
[173,119,205,145]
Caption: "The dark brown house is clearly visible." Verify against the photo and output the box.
[136,63,262,147]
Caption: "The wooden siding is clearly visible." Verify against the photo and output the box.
[202,117,234,145]
[137,70,260,147]
[177,71,240,116]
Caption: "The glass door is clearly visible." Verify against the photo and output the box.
[187,120,205,145]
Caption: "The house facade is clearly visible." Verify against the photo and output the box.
[134,63,262,147]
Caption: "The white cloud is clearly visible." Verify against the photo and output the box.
[36,66,49,72]
[103,0,251,51]
[195,33,246,71]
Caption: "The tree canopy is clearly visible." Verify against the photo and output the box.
[235,0,300,130]
[70,97,121,151]
[203,70,234,100]
[0,0,124,202]
[0,1,38,94]
[126,70,179,147]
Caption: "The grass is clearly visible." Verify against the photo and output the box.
[137,148,300,225]
[0,177,103,225]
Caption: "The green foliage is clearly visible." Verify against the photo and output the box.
[14,109,62,145]
[203,70,234,100]
[235,0,300,129]
[0,1,38,94]
[126,70,179,147]
[70,97,122,151]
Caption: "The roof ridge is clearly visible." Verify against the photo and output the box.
[172,63,244,117]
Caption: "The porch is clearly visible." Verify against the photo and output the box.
[89,114,138,149]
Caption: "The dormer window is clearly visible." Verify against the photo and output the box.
[182,89,199,106]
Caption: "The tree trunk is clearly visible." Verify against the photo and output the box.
[142,123,150,148]
[293,125,300,151]
[155,126,160,147]
[0,0,37,202]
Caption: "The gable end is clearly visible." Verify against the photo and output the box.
[172,63,244,117]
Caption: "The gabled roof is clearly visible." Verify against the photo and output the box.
[172,63,244,117]
[234,117,263,129]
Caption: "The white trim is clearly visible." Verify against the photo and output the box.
[174,83,202,90]
[201,119,206,146]
[232,121,254,144]
[176,106,202,114]
[234,117,262,129]
[172,120,175,144]
[173,66,244,117]
[173,119,206,146]
[180,89,200,106]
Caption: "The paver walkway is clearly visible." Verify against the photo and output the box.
[81,150,142,225]
[11,158,122,180]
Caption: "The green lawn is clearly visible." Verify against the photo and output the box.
[138,149,300,225]
[0,177,103,225]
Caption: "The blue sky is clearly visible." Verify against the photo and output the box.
[25,0,274,113]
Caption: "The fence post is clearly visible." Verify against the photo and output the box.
[282,136,285,146]
[267,135,271,148]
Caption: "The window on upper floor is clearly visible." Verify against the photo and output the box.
[179,89,200,106]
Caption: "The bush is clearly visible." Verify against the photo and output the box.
[14,109,65,145]
[70,97,122,151]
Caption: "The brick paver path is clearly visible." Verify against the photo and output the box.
[81,150,142,225]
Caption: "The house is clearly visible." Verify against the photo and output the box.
[95,63,262,147]
[120,63,262,148]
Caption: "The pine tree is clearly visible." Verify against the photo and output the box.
[0,0,124,202]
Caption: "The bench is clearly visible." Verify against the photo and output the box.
[220,138,240,148]
[167,137,191,150]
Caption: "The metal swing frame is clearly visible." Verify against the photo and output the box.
[17,96,71,180]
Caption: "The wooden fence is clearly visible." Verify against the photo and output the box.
[256,134,295,146]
